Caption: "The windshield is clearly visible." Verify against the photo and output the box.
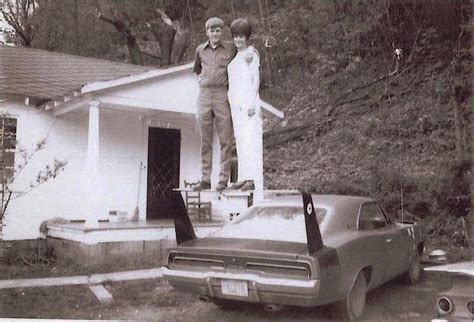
[211,205,328,243]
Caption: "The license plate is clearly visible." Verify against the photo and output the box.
[221,279,248,297]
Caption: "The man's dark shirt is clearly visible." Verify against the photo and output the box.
[193,40,237,88]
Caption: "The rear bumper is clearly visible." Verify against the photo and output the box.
[161,267,320,306]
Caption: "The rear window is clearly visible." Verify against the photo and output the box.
[211,206,328,243]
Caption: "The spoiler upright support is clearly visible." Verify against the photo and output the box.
[171,191,197,244]
[301,191,324,253]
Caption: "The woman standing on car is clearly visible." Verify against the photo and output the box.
[227,18,262,191]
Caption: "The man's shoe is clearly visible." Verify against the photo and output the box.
[192,181,211,191]
[229,181,246,190]
[241,180,255,191]
[215,181,227,192]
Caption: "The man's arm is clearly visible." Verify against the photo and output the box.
[193,46,202,75]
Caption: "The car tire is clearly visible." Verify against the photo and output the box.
[332,271,366,320]
[404,251,422,285]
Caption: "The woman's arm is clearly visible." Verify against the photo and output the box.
[248,47,261,117]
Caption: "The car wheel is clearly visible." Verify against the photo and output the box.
[332,271,366,320]
[405,251,422,285]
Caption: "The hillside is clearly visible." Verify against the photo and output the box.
[251,1,472,253]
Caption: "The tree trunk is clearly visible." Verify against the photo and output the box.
[98,13,143,65]
[451,98,469,160]
[171,28,189,64]
[186,0,193,29]
[125,31,143,65]
[74,0,80,54]
[150,23,176,66]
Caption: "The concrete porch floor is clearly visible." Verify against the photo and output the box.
[43,190,300,265]
[47,219,224,243]
[46,219,225,266]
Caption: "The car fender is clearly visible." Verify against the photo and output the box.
[330,232,384,296]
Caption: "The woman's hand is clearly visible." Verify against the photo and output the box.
[245,51,253,64]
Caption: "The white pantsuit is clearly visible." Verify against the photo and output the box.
[227,46,263,191]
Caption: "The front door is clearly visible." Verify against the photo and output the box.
[146,127,181,219]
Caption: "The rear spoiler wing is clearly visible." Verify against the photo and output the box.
[172,191,324,253]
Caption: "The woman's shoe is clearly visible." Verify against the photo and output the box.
[240,180,255,191]
[229,181,246,190]
[215,181,228,192]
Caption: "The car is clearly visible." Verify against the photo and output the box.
[424,261,474,321]
[162,191,424,319]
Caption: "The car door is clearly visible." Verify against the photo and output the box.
[382,213,412,280]
[358,202,408,283]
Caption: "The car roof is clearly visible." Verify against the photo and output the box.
[257,194,374,208]
[255,194,376,234]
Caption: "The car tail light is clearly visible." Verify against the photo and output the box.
[245,262,310,279]
[467,300,474,316]
[170,255,224,270]
[436,296,453,315]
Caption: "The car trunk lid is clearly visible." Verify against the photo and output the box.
[167,238,313,278]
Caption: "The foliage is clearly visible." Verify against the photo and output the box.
[1,121,68,219]
[1,239,54,266]
[425,213,471,251]
[259,0,471,253]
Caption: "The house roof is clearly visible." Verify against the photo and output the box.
[0,45,156,100]
[0,45,284,118]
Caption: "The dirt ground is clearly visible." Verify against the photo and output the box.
[0,256,157,280]
[0,268,459,321]
[0,241,471,320]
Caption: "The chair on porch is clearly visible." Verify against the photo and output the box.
[184,181,212,222]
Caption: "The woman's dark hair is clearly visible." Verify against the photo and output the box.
[230,18,252,40]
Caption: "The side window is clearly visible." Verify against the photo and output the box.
[0,115,17,185]
[359,202,388,230]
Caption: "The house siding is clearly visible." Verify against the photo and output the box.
[0,96,204,241]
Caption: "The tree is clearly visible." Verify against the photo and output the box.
[95,1,190,66]
[148,6,189,66]
[0,0,39,46]
[98,8,144,65]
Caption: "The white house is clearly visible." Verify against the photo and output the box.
[0,45,283,242]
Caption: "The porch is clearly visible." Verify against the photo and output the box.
[46,219,224,266]
[44,190,298,265]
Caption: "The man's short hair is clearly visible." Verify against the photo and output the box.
[205,17,224,30]
[230,18,252,40]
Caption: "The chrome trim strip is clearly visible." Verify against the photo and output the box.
[162,267,318,288]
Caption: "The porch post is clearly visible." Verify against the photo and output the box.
[85,100,100,229]
[254,115,264,203]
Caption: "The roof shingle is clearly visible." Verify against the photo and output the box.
[0,45,156,100]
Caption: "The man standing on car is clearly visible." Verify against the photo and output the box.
[193,17,236,192]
